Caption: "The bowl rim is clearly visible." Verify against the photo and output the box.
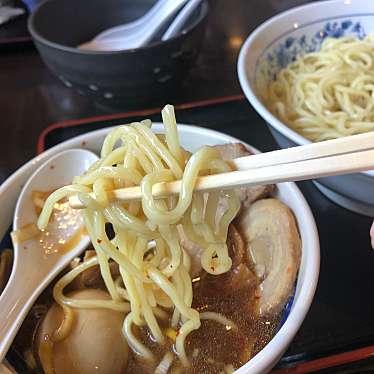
[27,0,208,55]
[237,0,374,178]
[2,124,320,374]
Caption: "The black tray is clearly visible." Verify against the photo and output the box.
[33,96,374,372]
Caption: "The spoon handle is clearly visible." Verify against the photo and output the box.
[95,0,188,42]
[162,0,203,40]
[0,261,46,362]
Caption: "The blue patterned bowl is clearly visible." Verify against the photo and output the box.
[238,0,374,216]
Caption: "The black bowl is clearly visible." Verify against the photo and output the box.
[28,0,208,107]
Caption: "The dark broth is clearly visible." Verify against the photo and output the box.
[125,269,281,373]
[12,256,283,374]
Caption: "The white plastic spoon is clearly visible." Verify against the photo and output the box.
[79,0,189,51]
[96,0,189,41]
[0,149,98,362]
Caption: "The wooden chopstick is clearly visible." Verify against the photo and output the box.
[231,131,374,171]
[69,132,374,209]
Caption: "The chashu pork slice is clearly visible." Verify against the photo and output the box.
[237,198,301,315]
[186,224,258,297]
[213,143,274,207]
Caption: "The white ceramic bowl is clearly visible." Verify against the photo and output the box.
[238,0,374,217]
[0,125,319,373]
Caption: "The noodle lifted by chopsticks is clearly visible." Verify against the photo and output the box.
[37,105,240,367]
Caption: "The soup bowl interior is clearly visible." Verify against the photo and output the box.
[1,125,319,374]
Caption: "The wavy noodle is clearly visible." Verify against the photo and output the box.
[200,312,238,331]
[265,35,374,141]
[37,104,240,368]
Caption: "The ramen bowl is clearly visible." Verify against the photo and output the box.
[28,0,208,107]
[1,125,319,373]
[238,0,374,216]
